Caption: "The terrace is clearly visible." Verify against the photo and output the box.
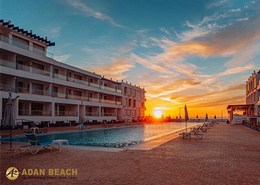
[0,123,259,184]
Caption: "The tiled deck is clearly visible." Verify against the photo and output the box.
[1,123,260,184]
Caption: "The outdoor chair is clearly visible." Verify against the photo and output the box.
[76,121,90,130]
[179,127,203,139]
[36,128,48,134]
[18,131,54,155]
[199,125,208,132]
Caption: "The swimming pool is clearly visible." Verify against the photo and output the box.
[2,122,201,148]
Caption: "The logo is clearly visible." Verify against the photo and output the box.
[6,167,19,180]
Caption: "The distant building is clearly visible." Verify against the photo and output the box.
[227,70,260,124]
[0,20,146,126]
[246,70,260,116]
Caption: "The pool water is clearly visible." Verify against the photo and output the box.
[4,122,201,148]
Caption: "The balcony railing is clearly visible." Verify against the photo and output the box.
[19,109,52,116]
[32,89,50,96]
[89,97,99,103]
[1,59,122,94]
[67,94,88,101]
[68,77,88,86]
[89,82,99,88]
[100,99,116,104]
[116,101,122,105]
[1,59,52,77]
[0,84,15,92]
[17,87,30,93]
[55,111,78,116]
[54,73,67,80]
[0,59,16,69]
[0,35,54,58]
[101,113,116,117]
[53,92,66,98]
[85,112,99,116]
[32,67,51,76]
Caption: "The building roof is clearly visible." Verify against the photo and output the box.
[0,19,55,46]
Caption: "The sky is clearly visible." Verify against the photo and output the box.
[2,0,260,118]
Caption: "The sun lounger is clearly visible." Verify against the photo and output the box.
[179,127,203,139]
[19,131,54,155]
[76,121,90,130]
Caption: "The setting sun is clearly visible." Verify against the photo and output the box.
[154,110,163,118]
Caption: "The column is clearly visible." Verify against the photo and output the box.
[49,84,53,97]
[29,102,32,116]
[0,98,2,121]
[52,102,55,119]
[50,65,54,78]
[9,34,12,44]
[98,106,101,117]
[29,82,32,94]
[29,42,33,51]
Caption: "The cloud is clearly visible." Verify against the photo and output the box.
[217,65,255,76]
[54,55,71,62]
[67,0,125,28]
[160,27,172,36]
[230,8,241,12]
[49,26,61,38]
[207,0,228,9]
[168,84,245,105]
[88,57,134,80]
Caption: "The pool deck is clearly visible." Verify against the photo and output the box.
[1,123,260,184]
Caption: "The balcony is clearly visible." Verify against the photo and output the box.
[89,97,99,103]
[0,59,16,69]
[101,113,116,117]
[116,101,122,105]
[100,99,116,104]
[54,73,67,81]
[0,59,122,94]
[17,87,30,94]
[53,92,66,98]
[0,84,14,92]
[68,77,88,86]
[19,109,52,116]
[85,112,99,116]
[0,35,54,58]
[55,111,78,116]
[89,82,99,88]
[32,89,50,96]
[1,59,51,77]
[67,94,88,101]
[32,67,51,76]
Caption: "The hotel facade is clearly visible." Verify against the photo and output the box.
[246,70,260,118]
[0,20,146,126]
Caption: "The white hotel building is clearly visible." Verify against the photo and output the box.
[0,20,146,126]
